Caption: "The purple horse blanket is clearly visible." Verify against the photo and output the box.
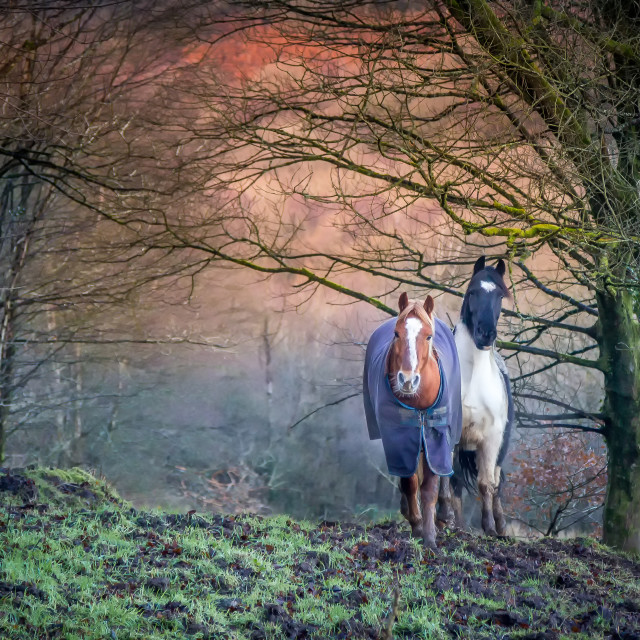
[363,317,462,477]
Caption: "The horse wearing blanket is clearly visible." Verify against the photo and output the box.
[363,293,462,549]
[440,256,514,537]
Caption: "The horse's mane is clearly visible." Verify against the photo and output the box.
[397,300,435,332]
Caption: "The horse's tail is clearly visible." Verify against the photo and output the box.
[456,449,507,495]
[457,449,478,494]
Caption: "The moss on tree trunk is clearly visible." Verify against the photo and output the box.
[597,287,640,553]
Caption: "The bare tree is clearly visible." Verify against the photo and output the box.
[118,0,639,551]
[4,1,639,550]
[0,1,223,460]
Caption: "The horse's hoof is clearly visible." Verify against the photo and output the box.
[436,518,455,531]
[422,539,438,554]
[484,528,499,538]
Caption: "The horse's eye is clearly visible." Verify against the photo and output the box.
[426,335,432,341]
[394,331,399,338]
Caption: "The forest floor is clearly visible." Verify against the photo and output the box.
[0,468,639,640]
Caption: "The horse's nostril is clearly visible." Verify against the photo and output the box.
[478,326,495,341]
[412,374,420,388]
[397,372,406,386]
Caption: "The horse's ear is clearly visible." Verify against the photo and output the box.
[473,256,486,275]
[424,295,435,317]
[496,259,506,277]
[399,292,409,312]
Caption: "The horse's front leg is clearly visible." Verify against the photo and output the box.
[420,465,440,550]
[399,474,422,537]
[450,475,465,529]
[449,447,465,529]
[436,476,455,528]
[477,441,501,536]
[492,466,507,536]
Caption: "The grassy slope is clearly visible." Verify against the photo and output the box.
[0,469,639,640]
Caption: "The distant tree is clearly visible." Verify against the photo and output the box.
[0,1,218,460]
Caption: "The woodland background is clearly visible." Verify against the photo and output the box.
[1,0,620,543]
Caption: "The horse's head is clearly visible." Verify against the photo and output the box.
[462,256,510,350]
[388,292,437,398]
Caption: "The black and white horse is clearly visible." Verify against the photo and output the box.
[440,257,514,536]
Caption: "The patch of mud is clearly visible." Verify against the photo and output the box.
[0,470,38,503]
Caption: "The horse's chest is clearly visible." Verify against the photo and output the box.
[459,358,507,445]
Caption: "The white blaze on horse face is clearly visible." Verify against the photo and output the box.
[480,280,496,293]
[405,317,422,374]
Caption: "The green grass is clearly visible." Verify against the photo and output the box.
[1,468,639,639]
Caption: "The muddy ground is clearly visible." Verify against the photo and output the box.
[0,468,639,639]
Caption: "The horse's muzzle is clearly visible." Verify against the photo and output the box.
[397,371,420,394]
[474,328,496,350]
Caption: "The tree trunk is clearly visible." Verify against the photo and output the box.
[0,382,8,463]
[0,295,16,464]
[597,286,640,553]
[69,343,84,465]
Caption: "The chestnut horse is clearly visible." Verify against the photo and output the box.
[364,293,462,549]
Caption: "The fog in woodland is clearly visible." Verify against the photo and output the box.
[2,0,614,539]
[7,251,604,534]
